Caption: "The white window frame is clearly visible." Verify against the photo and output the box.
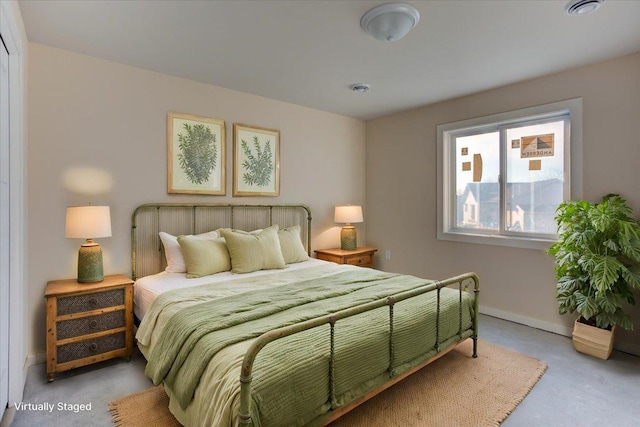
[436,98,582,250]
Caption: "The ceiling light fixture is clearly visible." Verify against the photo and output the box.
[351,83,370,93]
[565,0,605,16]
[360,2,420,42]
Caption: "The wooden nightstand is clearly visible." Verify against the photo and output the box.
[45,274,134,382]
[315,246,377,268]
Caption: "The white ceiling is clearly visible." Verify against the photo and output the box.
[19,0,640,120]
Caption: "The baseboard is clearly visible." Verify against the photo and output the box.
[2,352,45,413]
[25,352,45,369]
[611,340,640,356]
[0,406,16,427]
[479,305,573,337]
[479,305,640,357]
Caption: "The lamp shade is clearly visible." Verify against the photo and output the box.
[360,2,420,42]
[334,205,363,224]
[65,206,112,239]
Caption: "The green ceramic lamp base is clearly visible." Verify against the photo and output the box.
[77,240,104,283]
[340,225,357,250]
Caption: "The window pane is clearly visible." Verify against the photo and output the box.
[505,120,565,235]
[455,132,499,231]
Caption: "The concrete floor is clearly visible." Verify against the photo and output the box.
[8,314,640,426]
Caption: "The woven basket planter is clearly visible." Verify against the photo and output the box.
[572,319,615,360]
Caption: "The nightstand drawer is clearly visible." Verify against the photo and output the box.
[56,310,125,340]
[346,254,373,267]
[57,288,125,315]
[57,331,126,364]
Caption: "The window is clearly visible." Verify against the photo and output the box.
[437,99,582,250]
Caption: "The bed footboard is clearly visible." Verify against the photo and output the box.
[238,272,480,426]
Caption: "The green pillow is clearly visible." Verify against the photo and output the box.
[220,225,286,274]
[278,225,309,264]
[177,236,231,278]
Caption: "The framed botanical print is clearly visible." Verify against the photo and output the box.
[167,112,225,195]
[233,123,280,196]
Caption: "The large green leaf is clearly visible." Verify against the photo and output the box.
[620,220,640,240]
[622,237,640,262]
[595,311,616,329]
[556,276,580,294]
[589,203,611,233]
[596,295,619,314]
[604,239,619,252]
[590,255,623,293]
[578,252,597,270]
[620,317,634,331]
[622,267,640,290]
[600,308,635,331]
[576,294,598,320]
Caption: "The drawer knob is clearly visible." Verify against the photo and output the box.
[89,320,98,329]
[89,343,98,352]
[88,298,98,307]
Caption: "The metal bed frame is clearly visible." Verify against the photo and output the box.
[239,273,479,426]
[131,203,479,426]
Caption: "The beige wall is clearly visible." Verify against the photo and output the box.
[27,43,366,356]
[27,41,640,357]
[366,52,640,353]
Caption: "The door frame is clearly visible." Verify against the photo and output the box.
[0,34,11,421]
[0,0,27,416]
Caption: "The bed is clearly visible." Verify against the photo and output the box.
[132,203,479,426]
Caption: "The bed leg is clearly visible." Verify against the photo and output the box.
[239,374,253,425]
[472,275,479,358]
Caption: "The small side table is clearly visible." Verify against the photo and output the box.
[314,246,377,268]
[45,274,134,382]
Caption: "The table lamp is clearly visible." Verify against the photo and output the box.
[65,205,112,283]
[334,205,363,250]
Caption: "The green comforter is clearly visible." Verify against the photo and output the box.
[137,263,474,427]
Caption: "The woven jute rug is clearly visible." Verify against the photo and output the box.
[109,339,546,427]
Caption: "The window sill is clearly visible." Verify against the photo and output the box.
[437,230,556,251]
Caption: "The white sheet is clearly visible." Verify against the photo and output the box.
[133,258,328,320]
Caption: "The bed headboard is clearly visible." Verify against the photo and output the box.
[131,203,312,280]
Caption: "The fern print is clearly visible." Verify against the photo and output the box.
[241,136,274,187]
[177,123,217,184]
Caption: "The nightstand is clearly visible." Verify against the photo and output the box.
[315,246,377,268]
[45,274,134,382]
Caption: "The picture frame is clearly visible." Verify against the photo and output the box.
[233,123,280,197]
[167,112,226,195]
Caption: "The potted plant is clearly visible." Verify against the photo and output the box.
[548,194,640,359]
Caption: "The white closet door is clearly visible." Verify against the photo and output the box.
[0,37,9,419]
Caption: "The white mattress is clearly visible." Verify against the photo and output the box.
[134,258,328,320]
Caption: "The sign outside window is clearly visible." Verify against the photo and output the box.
[520,133,555,158]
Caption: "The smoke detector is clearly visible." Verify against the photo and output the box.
[351,83,370,93]
[565,0,605,15]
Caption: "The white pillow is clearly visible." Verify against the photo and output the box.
[159,230,219,273]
